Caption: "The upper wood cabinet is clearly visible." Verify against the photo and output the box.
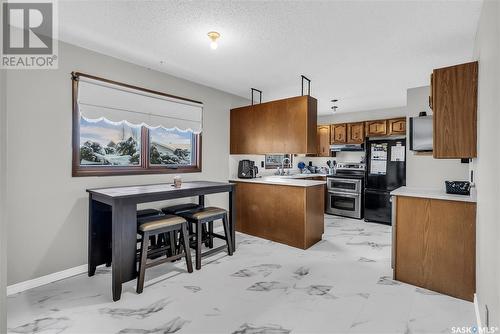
[365,120,387,137]
[317,125,331,157]
[431,61,478,158]
[347,122,365,144]
[331,124,347,144]
[230,95,317,154]
[387,117,406,135]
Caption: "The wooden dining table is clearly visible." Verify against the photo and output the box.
[86,181,236,301]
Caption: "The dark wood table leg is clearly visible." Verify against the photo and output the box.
[88,196,97,277]
[111,199,137,302]
[229,189,236,251]
[88,196,112,277]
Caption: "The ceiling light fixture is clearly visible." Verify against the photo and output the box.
[331,99,338,103]
[207,31,220,50]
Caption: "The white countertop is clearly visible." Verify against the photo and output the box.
[390,186,477,203]
[229,176,326,187]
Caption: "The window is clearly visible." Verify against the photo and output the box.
[72,72,202,176]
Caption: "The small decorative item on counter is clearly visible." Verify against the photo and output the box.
[445,181,471,195]
[173,176,182,188]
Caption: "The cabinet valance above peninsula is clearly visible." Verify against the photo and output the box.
[230,95,317,154]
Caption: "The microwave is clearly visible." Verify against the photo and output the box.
[409,115,433,152]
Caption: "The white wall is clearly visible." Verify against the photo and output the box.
[5,41,249,285]
[317,86,469,190]
[473,0,500,327]
[0,68,7,333]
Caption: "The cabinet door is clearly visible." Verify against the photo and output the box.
[347,122,365,144]
[331,124,347,144]
[317,125,331,157]
[395,196,476,301]
[230,96,317,154]
[433,61,477,158]
[387,118,406,135]
[365,120,387,137]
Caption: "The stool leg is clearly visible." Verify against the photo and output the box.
[203,225,209,247]
[208,221,214,248]
[168,232,176,257]
[181,224,193,273]
[222,213,233,256]
[137,231,149,294]
[195,222,202,270]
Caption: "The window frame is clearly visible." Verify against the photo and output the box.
[72,72,202,177]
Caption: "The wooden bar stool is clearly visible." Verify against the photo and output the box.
[136,209,165,252]
[161,203,212,250]
[179,207,233,270]
[136,215,193,294]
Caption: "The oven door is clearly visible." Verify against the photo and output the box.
[327,191,361,219]
[327,177,362,193]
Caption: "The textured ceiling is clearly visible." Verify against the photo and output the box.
[59,0,482,115]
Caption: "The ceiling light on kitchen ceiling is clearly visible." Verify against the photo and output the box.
[207,31,220,50]
[331,99,338,103]
[331,106,338,112]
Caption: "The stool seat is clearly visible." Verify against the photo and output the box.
[161,203,202,215]
[137,209,165,219]
[138,215,186,232]
[181,207,226,220]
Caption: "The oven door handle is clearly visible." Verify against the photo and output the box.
[329,191,360,198]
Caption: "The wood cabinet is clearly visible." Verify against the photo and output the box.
[387,117,406,135]
[347,122,365,143]
[365,120,387,137]
[331,123,347,144]
[230,95,317,154]
[431,61,478,158]
[394,196,476,301]
[234,182,325,249]
[317,125,331,157]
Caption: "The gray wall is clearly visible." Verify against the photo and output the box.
[5,41,249,285]
[317,86,469,190]
[0,68,7,332]
[473,0,500,326]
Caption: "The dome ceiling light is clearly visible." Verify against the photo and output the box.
[207,31,221,50]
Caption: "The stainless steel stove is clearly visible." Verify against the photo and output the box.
[326,163,365,219]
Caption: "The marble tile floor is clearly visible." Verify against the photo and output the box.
[7,215,475,334]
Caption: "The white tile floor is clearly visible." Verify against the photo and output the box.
[7,215,476,334]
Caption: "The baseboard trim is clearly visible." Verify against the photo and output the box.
[7,264,88,296]
[474,293,482,329]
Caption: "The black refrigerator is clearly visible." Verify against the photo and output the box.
[364,138,406,224]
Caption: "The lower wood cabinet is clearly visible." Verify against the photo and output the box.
[394,196,476,301]
[234,182,325,249]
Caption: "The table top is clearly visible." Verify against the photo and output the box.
[87,181,235,199]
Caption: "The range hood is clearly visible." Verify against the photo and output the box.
[330,143,364,152]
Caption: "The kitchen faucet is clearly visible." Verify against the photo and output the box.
[281,157,291,175]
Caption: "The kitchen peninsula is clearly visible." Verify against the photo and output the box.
[230,177,325,249]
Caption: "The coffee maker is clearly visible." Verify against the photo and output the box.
[238,160,258,179]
